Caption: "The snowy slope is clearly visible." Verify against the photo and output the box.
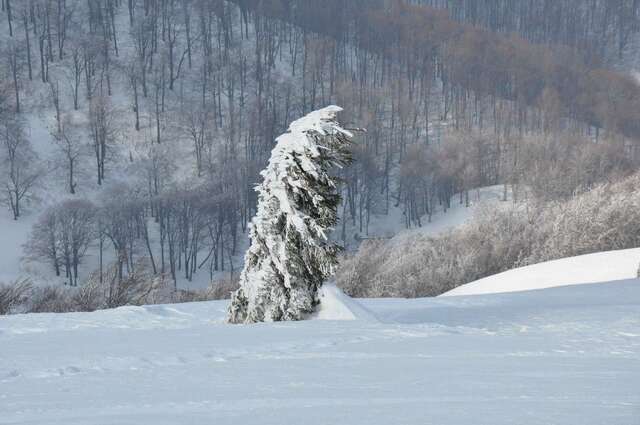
[442,248,640,297]
[1,281,639,424]
[357,185,507,245]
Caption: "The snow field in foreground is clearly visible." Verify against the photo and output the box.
[1,277,639,424]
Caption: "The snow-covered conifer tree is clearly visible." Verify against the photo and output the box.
[228,106,353,323]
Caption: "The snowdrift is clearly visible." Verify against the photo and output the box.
[442,248,640,297]
[311,283,378,322]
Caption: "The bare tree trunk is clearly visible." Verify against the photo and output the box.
[6,0,13,36]
[23,12,32,80]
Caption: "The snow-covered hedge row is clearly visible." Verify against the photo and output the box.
[337,173,640,297]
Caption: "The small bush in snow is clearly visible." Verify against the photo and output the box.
[0,279,33,315]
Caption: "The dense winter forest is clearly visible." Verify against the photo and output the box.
[1,0,640,312]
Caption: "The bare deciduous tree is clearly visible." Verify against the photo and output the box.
[25,199,96,286]
[0,117,40,220]
[88,95,117,185]
[25,208,61,277]
[3,39,24,113]
[52,113,86,194]
[57,199,96,286]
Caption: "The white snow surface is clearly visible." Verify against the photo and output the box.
[311,283,378,322]
[1,279,639,424]
[442,248,640,297]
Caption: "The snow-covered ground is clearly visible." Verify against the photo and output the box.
[2,279,639,424]
[442,248,640,297]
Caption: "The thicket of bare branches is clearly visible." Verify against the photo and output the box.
[0,267,237,315]
[337,172,640,298]
[0,279,32,314]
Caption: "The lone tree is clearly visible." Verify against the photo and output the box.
[228,106,354,323]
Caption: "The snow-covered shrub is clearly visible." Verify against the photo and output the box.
[337,173,640,297]
[0,279,32,315]
[525,176,640,263]
[337,239,387,297]
[28,260,173,313]
[18,261,173,313]
[228,106,353,323]
[29,286,77,313]
[83,260,173,309]
[336,205,533,298]
[11,272,235,314]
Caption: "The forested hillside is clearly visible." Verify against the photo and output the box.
[1,0,640,310]
[420,0,640,64]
